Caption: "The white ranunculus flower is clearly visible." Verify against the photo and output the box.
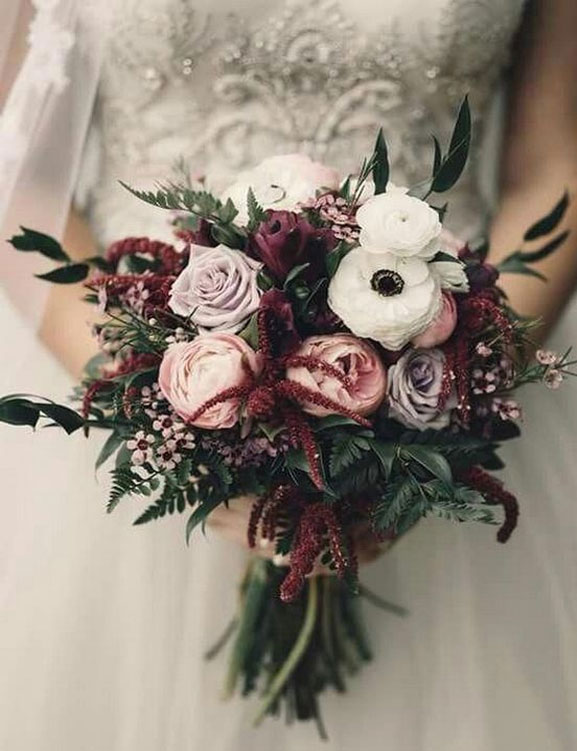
[356,189,442,260]
[327,248,442,351]
[430,229,469,292]
[221,154,340,225]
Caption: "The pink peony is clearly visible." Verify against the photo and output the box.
[286,334,387,417]
[411,292,457,348]
[158,333,262,429]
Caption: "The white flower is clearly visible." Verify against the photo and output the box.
[356,188,442,260]
[429,229,469,292]
[327,248,442,351]
[221,154,340,225]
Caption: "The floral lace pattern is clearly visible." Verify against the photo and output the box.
[86,0,526,245]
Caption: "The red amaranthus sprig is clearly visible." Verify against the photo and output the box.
[442,290,516,423]
[181,304,371,489]
[90,273,176,317]
[82,351,161,418]
[105,237,186,276]
[279,500,352,603]
[459,466,519,542]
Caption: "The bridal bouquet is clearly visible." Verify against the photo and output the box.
[1,99,574,734]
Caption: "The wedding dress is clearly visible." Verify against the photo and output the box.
[2,1,576,749]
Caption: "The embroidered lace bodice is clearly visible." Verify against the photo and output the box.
[83,0,526,246]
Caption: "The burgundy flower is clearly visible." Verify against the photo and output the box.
[459,245,499,291]
[249,210,336,282]
[259,289,300,354]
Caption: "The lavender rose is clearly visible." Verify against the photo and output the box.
[250,210,336,282]
[169,243,262,333]
[387,348,455,430]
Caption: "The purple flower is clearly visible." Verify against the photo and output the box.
[387,348,455,430]
[249,210,336,282]
[169,243,262,333]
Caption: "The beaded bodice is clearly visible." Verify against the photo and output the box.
[84,0,526,246]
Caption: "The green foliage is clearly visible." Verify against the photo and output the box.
[95,431,126,470]
[371,128,389,194]
[325,241,352,278]
[497,191,570,280]
[247,187,268,230]
[430,96,471,193]
[36,263,90,284]
[120,181,238,225]
[107,466,159,513]
[524,191,569,241]
[329,434,373,477]
[9,227,69,262]
[0,395,84,434]
[133,480,188,525]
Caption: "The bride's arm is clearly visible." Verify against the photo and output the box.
[488,0,577,336]
[38,211,100,379]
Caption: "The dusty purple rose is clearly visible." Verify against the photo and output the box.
[250,210,336,282]
[387,348,455,430]
[169,243,262,333]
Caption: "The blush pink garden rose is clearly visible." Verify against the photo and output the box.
[158,333,262,429]
[286,334,387,417]
[411,292,457,348]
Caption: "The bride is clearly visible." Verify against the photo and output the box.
[1,1,577,749]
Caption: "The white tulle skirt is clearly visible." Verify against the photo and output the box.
[1,287,576,751]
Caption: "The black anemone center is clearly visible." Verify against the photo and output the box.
[370,269,405,297]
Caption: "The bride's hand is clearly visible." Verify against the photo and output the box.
[206,495,383,573]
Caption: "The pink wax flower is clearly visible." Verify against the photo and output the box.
[158,333,262,429]
[286,334,387,417]
[411,292,457,348]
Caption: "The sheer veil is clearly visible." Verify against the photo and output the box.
[0,0,111,327]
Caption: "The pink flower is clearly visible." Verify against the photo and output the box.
[411,292,457,348]
[286,334,387,417]
[168,244,262,333]
[536,349,559,366]
[158,333,262,429]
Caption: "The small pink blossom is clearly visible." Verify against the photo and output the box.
[536,349,559,366]
[127,431,155,465]
[286,334,387,417]
[476,342,493,358]
[491,398,522,421]
[544,368,564,390]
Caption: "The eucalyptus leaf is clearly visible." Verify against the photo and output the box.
[372,128,389,194]
[431,96,471,193]
[517,230,570,264]
[524,192,569,241]
[36,263,90,284]
[9,227,69,262]
[96,431,125,470]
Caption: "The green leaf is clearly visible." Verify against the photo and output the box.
[256,269,275,291]
[329,435,372,477]
[523,192,569,241]
[0,395,84,434]
[9,227,69,262]
[246,187,267,229]
[36,263,89,284]
[325,241,352,278]
[96,432,125,470]
[431,96,471,193]
[185,495,223,543]
[372,128,389,194]
[283,263,311,289]
[313,415,362,432]
[401,445,452,485]
[372,476,421,532]
[496,257,547,281]
[238,313,260,349]
[370,441,395,478]
[517,230,570,264]
[432,135,442,177]
[0,400,39,428]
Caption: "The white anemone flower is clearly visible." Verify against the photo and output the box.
[327,248,442,351]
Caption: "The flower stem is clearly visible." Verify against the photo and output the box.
[253,575,319,726]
